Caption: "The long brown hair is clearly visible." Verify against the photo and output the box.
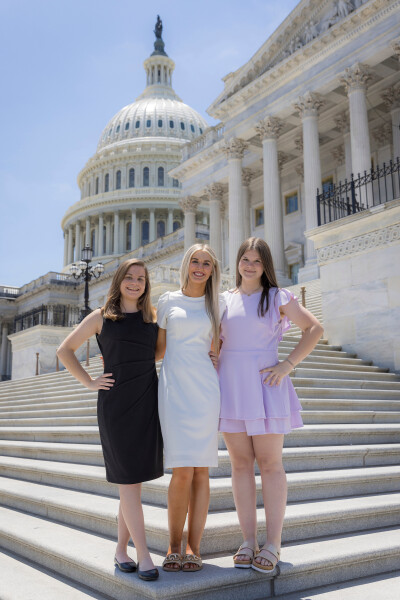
[236,237,279,317]
[180,244,221,350]
[102,259,156,323]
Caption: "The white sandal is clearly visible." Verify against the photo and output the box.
[252,543,280,573]
[233,541,259,569]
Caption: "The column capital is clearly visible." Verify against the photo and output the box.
[334,111,350,133]
[224,137,248,159]
[381,85,400,110]
[255,116,283,141]
[179,196,200,213]
[372,122,392,145]
[331,144,345,166]
[277,151,289,171]
[205,182,224,200]
[340,62,372,94]
[241,168,254,187]
[294,91,325,118]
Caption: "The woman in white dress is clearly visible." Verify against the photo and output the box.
[156,243,223,572]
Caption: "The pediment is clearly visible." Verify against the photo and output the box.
[209,0,370,114]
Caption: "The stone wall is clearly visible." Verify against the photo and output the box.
[307,197,400,372]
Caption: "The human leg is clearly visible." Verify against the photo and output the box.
[165,467,194,570]
[119,483,155,571]
[252,434,286,569]
[224,432,258,564]
[183,467,209,571]
[115,502,133,563]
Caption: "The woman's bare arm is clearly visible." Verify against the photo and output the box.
[155,327,166,362]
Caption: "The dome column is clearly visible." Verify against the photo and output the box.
[242,169,253,240]
[131,209,137,251]
[205,183,224,263]
[63,230,68,267]
[113,212,120,254]
[225,138,248,276]
[167,209,173,235]
[98,214,104,256]
[85,218,91,247]
[67,226,74,264]
[149,209,156,243]
[105,217,112,255]
[120,214,126,253]
[180,196,200,251]
[75,221,82,261]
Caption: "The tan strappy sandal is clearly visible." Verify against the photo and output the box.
[162,552,182,572]
[252,543,280,573]
[233,541,260,569]
[181,553,202,572]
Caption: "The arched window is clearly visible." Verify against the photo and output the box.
[158,119,163,127]
[157,220,165,238]
[95,177,99,195]
[125,122,130,130]
[91,229,95,251]
[129,168,135,188]
[172,178,179,188]
[126,221,131,249]
[116,170,121,190]
[146,119,151,128]
[141,221,149,245]
[180,122,185,130]
[143,167,149,187]
[108,128,112,136]
[116,125,120,133]
[102,226,106,253]
[158,166,164,186]
[190,124,195,133]
[104,173,109,193]
[169,120,174,128]
[135,120,140,128]
[157,68,161,82]
[199,127,203,135]
[88,182,91,196]
[173,221,181,232]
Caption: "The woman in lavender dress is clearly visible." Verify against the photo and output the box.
[216,238,323,574]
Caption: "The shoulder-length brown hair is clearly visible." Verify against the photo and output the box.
[102,259,156,323]
[236,237,279,317]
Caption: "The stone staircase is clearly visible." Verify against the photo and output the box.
[0,281,400,599]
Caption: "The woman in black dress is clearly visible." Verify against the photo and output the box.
[57,259,163,581]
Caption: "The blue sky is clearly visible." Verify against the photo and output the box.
[0,0,299,287]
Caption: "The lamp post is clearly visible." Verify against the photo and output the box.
[70,246,104,320]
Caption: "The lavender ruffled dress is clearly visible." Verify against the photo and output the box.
[218,288,304,436]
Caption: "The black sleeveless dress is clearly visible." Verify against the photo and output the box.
[96,312,163,484]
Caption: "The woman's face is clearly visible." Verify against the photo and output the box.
[238,249,264,283]
[188,250,213,285]
[120,265,146,302]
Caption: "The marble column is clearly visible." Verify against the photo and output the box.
[256,117,288,282]
[205,183,224,263]
[67,226,74,264]
[75,221,82,262]
[294,92,324,281]
[0,322,8,380]
[131,209,137,251]
[241,169,252,240]
[382,85,400,199]
[98,214,104,256]
[94,221,99,256]
[341,63,372,204]
[179,196,200,251]
[167,208,173,235]
[225,138,248,276]
[149,208,156,242]
[120,215,126,253]
[63,230,68,267]
[105,217,111,255]
[334,111,352,181]
[113,212,120,254]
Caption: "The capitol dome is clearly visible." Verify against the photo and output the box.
[61,17,210,272]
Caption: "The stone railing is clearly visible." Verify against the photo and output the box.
[0,285,20,298]
[18,272,75,295]
[182,123,225,161]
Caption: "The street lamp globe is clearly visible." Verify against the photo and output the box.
[81,246,93,262]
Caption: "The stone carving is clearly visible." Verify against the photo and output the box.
[372,122,392,145]
[179,196,200,213]
[294,91,325,117]
[340,63,372,93]
[381,85,400,110]
[255,116,283,140]
[205,183,224,200]
[295,164,304,179]
[277,151,289,171]
[242,168,254,186]
[317,223,400,265]
[331,145,345,166]
[294,136,303,152]
[154,15,163,39]
[392,39,400,61]
[303,20,319,44]
[224,138,248,159]
[334,111,350,133]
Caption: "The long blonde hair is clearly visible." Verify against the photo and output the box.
[180,244,221,350]
[236,237,279,317]
[102,259,156,323]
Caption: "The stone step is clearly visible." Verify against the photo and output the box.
[1,423,399,447]
[296,387,400,399]
[0,416,98,426]
[0,549,108,600]
[293,369,399,381]
[300,410,400,424]
[0,406,97,419]
[293,378,400,389]
[0,477,399,553]
[0,398,98,414]
[0,505,399,600]
[300,397,400,411]
[1,439,399,472]
[0,455,399,507]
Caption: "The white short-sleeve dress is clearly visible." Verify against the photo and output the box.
[157,290,225,468]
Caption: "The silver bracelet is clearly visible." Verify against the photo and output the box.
[284,357,296,370]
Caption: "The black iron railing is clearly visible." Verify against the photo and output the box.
[14,304,81,332]
[317,157,400,226]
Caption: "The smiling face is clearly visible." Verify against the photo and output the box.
[119,264,146,305]
[188,250,213,286]
[238,249,264,284]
